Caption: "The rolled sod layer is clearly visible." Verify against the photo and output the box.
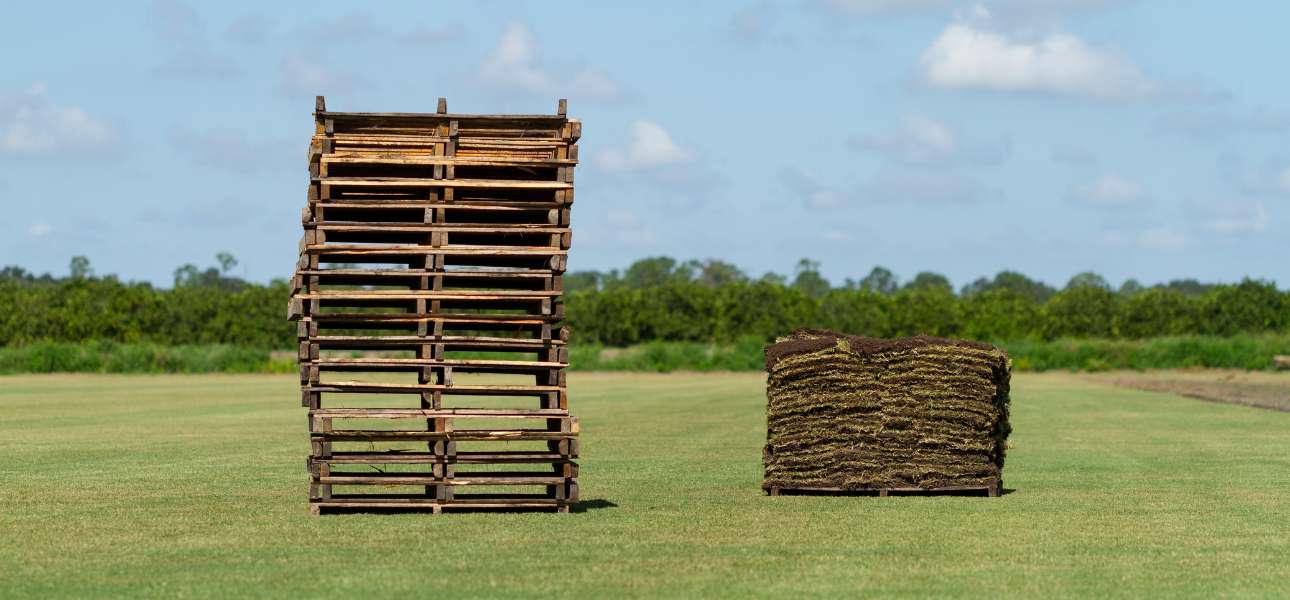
[763,329,1011,491]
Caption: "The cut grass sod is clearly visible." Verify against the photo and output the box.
[1,372,1288,598]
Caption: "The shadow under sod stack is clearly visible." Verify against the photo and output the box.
[289,96,581,514]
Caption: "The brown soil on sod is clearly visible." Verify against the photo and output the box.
[763,329,1011,491]
[1092,370,1290,412]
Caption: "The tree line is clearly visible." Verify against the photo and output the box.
[1,255,1286,348]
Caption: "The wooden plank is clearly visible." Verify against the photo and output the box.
[323,155,576,167]
[315,430,574,441]
[321,452,574,464]
[319,177,572,189]
[311,223,568,232]
[297,291,558,301]
[313,358,566,369]
[305,244,566,255]
[308,381,562,395]
[319,111,566,121]
[312,408,566,418]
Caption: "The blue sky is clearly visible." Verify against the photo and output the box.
[2,1,1286,289]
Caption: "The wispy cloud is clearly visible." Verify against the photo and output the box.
[1051,144,1097,166]
[146,0,238,80]
[225,14,273,44]
[1069,174,1147,207]
[479,22,623,100]
[606,208,657,245]
[819,0,1133,18]
[601,121,694,172]
[170,127,291,175]
[859,168,1001,204]
[780,168,843,210]
[819,0,950,16]
[0,83,115,157]
[848,114,1009,167]
[729,2,796,45]
[1153,109,1290,140]
[28,222,52,237]
[1191,199,1268,236]
[277,55,362,97]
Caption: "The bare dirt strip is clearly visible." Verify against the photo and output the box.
[1091,369,1290,412]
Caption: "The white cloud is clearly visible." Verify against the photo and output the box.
[0,83,114,157]
[601,121,694,172]
[849,114,1008,166]
[920,23,1154,98]
[28,223,52,237]
[1279,166,1290,194]
[1070,175,1146,207]
[480,22,622,100]
[780,168,843,210]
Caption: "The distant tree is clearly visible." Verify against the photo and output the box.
[1118,279,1144,295]
[69,256,93,279]
[758,271,787,286]
[889,286,961,337]
[961,289,1041,341]
[1042,284,1119,339]
[858,266,899,295]
[1161,279,1213,296]
[974,271,1057,303]
[903,271,953,294]
[960,277,991,297]
[1065,271,1111,291]
[173,254,247,291]
[1116,287,1198,338]
[694,259,748,288]
[564,271,603,293]
[216,252,238,274]
[1,266,32,281]
[620,257,691,289]
[1198,279,1287,335]
[792,258,830,299]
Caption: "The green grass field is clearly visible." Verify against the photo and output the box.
[2,372,1288,598]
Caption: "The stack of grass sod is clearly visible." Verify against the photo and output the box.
[763,329,1011,494]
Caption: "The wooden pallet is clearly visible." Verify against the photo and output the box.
[294,96,580,515]
[764,478,1002,498]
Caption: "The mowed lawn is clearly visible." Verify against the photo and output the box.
[1,372,1288,598]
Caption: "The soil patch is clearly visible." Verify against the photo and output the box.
[1094,369,1290,412]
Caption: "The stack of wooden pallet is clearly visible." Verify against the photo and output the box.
[290,96,580,514]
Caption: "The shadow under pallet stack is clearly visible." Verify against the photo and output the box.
[290,96,581,515]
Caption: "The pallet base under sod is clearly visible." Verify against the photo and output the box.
[765,479,1001,498]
